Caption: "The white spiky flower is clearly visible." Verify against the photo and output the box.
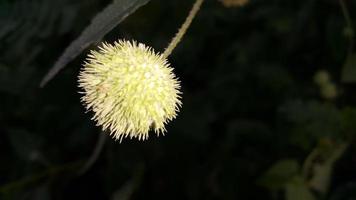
[78,40,182,141]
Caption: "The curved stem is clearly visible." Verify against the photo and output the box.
[78,132,106,176]
[163,0,204,58]
[339,0,354,55]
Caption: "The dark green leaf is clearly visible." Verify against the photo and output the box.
[40,0,150,87]
[279,100,341,149]
[258,159,300,190]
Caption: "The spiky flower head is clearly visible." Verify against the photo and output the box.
[78,40,182,141]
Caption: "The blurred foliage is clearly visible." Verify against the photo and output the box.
[1,0,356,199]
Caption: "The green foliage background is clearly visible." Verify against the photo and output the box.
[1,0,356,199]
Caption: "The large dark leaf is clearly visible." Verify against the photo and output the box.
[40,0,150,87]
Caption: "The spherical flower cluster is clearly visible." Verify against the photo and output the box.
[78,40,182,141]
[219,0,249,7]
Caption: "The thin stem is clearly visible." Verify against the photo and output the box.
[339,0,353,29]
[162,0,204,58]
[339,0,354,55]
[78,132,106,176]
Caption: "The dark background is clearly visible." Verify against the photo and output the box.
[1,0,356,199]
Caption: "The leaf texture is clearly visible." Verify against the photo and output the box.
[40,0,150,87]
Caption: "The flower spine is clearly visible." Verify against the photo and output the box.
[78,40,182,141]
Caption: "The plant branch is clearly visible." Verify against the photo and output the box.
[162,0,204,58]
[339,0,354,55]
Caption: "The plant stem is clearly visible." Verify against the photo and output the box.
[163,0,204,58]
[339,0,354,55]
[78,132,106,175]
